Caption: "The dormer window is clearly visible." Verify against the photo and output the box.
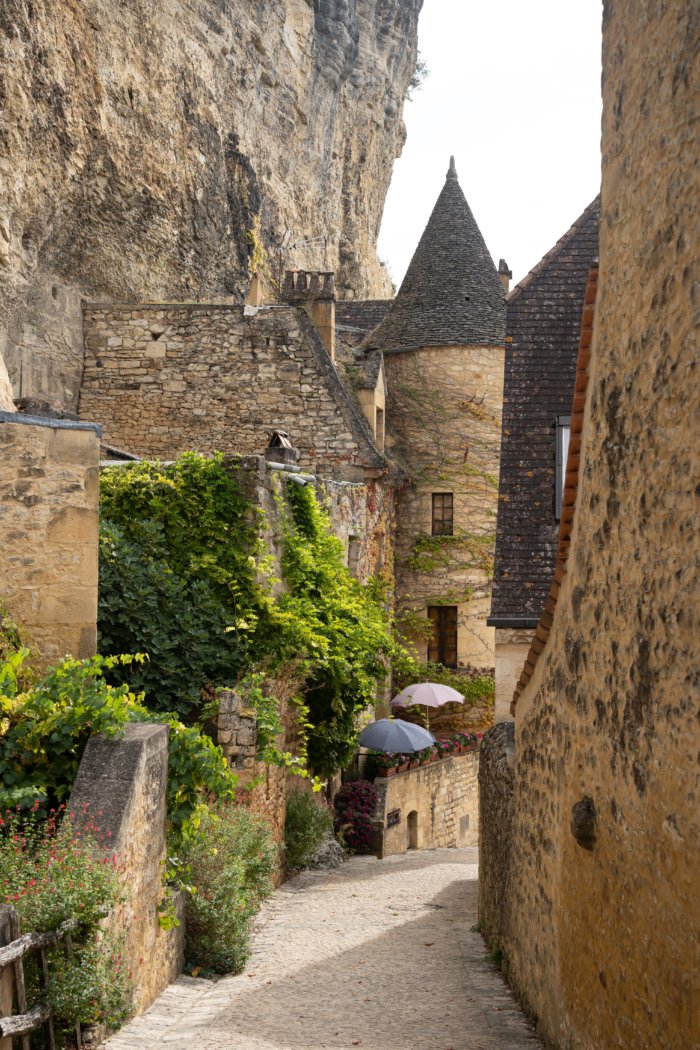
[432,493,453,536]
[556,416,570,521]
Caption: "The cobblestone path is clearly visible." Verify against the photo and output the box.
[105,848,540,1049]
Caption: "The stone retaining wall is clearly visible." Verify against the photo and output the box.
[375,751,479,857]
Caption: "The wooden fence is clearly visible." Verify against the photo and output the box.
[0,905,85,1049]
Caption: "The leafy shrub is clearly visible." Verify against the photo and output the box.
[99,454,256,721]
[0,804,131,1035]
[182,803,276,973]
[284,790,333,869]
[99,521,244,720]
[333,780,379,853]
[0,649,236,842]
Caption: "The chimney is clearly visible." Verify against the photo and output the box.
[246,270,265,307]
[498,259,512,295]
[281,270,336,362]
[264,429,299,466]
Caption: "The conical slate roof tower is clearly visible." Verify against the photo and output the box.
[367,158,505,352]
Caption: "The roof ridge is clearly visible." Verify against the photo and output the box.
[507,195,601,304]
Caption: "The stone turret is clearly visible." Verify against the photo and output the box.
[366,157,506,670]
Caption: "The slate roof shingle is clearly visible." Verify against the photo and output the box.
[511,264,599,712]
[489,197,600,625]
[365,158,506,353]
[336,300,392,337]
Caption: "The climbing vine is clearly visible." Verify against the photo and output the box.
[98,454,399,780]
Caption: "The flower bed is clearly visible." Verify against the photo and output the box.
[370,732,483,778]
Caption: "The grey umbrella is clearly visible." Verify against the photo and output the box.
[358,718,435,754]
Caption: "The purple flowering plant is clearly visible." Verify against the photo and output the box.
[333,780,379,853]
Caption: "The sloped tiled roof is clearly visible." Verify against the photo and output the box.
[511,265,598,713]
[365,158,505,353]
[336,300,392,337]
[489,197,600,625]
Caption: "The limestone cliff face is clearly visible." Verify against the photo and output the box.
[0,0,420,409]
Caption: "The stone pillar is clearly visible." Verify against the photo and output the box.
[69,724,184,1015]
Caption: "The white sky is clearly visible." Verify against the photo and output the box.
[377,0,603,290]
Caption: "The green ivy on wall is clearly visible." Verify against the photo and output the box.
[98,454,399,779]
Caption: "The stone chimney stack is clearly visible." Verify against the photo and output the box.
[246,270,265,307]
[498,259,512,295]
[282,270,336,362]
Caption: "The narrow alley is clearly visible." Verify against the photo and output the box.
[105,849,539,1050]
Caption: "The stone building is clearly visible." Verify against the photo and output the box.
[76,158,507,675]
[479,1,699,1046]
[488,199,600,721]
[366,158,506,667]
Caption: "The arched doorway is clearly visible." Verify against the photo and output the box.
[407,810,418,850]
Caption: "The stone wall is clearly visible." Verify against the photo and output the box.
[375,751,479,857]
[0,413,101,664]
[80,303,384,482]
[69,724,184,1016]
[477,724,514,956]
[494,628,534,723]
[478,3,700,1046]
[384,345,505,667]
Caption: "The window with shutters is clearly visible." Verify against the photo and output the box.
[431,493,454,536]
[427,606,458,667]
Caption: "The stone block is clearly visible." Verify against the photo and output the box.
[37,584,97,625]
[47,506,98,544]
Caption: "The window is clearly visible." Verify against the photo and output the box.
[375,407,385,451]
[427,606,458,667]
[431,493,454,536]
[555,416,571,520]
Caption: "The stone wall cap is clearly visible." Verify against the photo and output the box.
[0,411,103,436]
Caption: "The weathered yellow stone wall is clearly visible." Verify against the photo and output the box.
[383,344,504,667]
[375,751,479,856]
[494,628,533,723]
[479,3,699,1046]
[0,415,100,663]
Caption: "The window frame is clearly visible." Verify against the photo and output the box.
[431,492,454,537]
[427,605,458,668]
[555,416,571,521]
